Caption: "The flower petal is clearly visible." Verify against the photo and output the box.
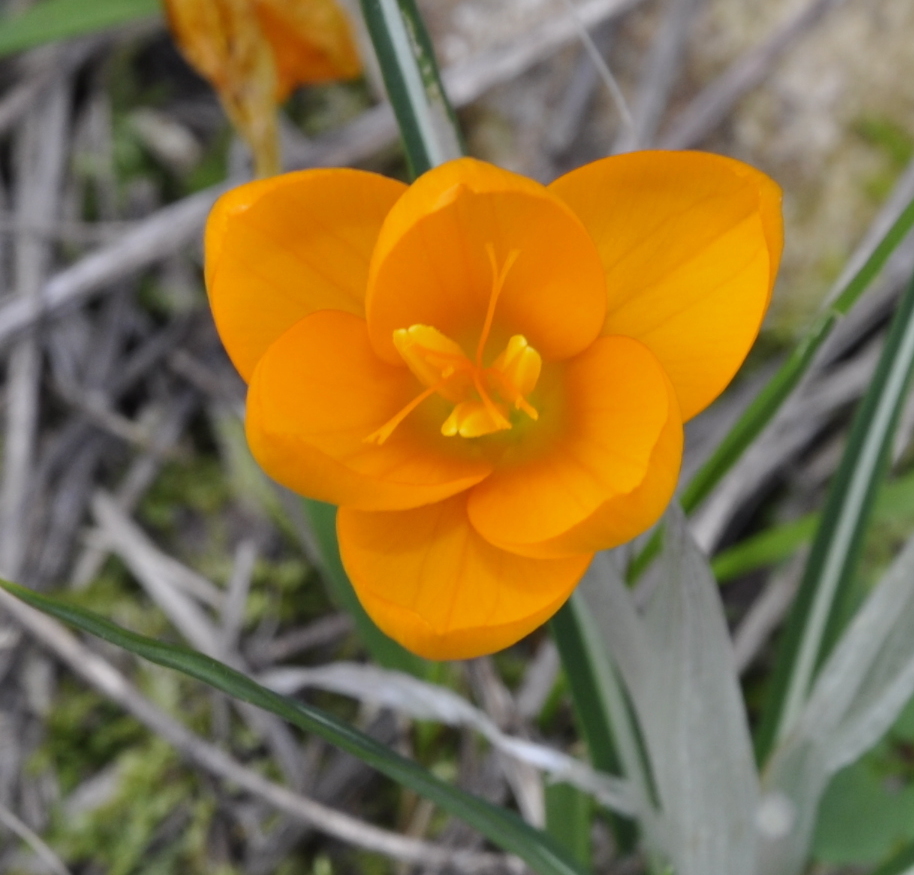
[492,392,682,558]
[206,168,407,382]
[549,150,782,421]
[246,310,493,511]
[467,335,682,557]
[253,0,361,97]
[366,157,606,365]
[338,494,592,659]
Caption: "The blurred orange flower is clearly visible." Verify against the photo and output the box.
[205,153,782,659]
[165,0,361,177]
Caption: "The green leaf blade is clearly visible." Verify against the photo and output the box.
[0,0,160,57]
[358,0,463,176]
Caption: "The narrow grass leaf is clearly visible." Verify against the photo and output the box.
[554,582,652,792]
[546,782,593,867]
[358,0,463,176]
[712,515,816,583]
[758,268,914,759]
[872,841,914,875]
[0,579,589,875]
[712,466,914,583]
[550,593,642,849]
[0,0,159,57]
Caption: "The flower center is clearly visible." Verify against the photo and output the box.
[366,246,542,444]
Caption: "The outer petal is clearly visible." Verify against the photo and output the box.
[467,335,682,557]
[206,168,406,382]
[253,0,361,97]
[338,495,592,659]
[246,311,492,511]
[549,151,783,421]
[366,157,607,365]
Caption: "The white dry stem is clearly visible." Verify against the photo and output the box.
[262,661,638,816]
[0,800,72,875]
[0,80,70,580]
[559,0,635,139]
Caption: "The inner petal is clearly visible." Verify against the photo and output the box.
[366,158,607,366]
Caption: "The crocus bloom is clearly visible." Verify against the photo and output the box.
[206,153,782,659]
[165,0,361,176]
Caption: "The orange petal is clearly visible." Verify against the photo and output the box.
[549,151,783,421]
[164,0,280,175]
[467,335,682,557]
[487,390,682,558]
[253,0,361,98]
[366,157,607,365]
[206,168,407,382]
[246,310,493,511]
[338,494,592,659]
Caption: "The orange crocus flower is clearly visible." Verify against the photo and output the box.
[165,0,361,177]
[206,153,782,659]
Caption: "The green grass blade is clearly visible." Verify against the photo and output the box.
[0,579,590,875]
[551,595,644,849]
[551,598,627,778]
[0,0,159,57]
[712,467,914,583]
[545,782,593,866]
[303,500,429,677]
[712,515,816,583]
[873,841,914,875]
[358,0,463,177]
[757,267,914,762]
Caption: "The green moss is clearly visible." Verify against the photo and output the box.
[185,128,231,192]
[855,117,914,169]
[287,80,372,137]
[141,456,231,530]
[854,116,914,203]
[31,685,147,793]
[48,739,242,875]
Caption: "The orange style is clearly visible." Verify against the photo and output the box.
[165,0,361,176]
[206,153,782,659]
